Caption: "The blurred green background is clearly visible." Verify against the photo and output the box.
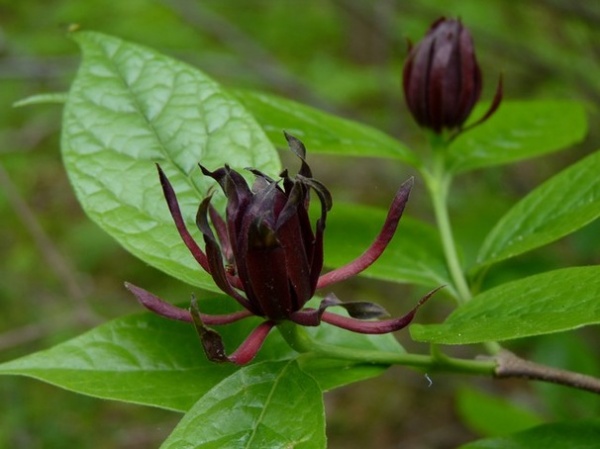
[1,0,599,447]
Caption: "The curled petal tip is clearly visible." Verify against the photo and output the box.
[198,163,212,176]
[418,285,445,306]
[466,75,503,133]
[401,176,415,191]
[190,297,229,363]
[190,298,275,365]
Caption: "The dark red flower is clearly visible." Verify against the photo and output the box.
[403,18,502,134]
[126,133,435,365]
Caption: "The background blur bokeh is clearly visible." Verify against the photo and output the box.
[1,1,600,447]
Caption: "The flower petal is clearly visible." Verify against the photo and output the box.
[156,164,210,273]
[125,282,192,322]
[124,282,253,324]
[190,297,229,363]
[289,293,390,326]
[245,243,293,319]
[208,204,232,263]
[317,177,413,289]
[289,294,341,326]
[228,321,277,365]
[284,131,312,178]
[234,182,290,315]
[196,196,255,313]
[320,287,440,334]
[458,75,503,136]
[275,182,314,309]
[199,164,253,259]
[190,298,275,365]
[320,292,391,319]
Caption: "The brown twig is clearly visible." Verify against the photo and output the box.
[493,350,600,394]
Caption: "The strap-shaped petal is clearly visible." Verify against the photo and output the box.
[125,282,252,324]
[196,196,255,313]
[317,177,413,289]
[208,204,232,263]
[275,182,313,309]
[289,293,390,327]
[320,287,440,334]
[289,294,348,326]
[319,292,390,319]
[243,233,294,319]
[156,164,210,273]
[190,296,229,363]
[228,321,276,365]
[456,75,503,137]
[234,182,287,309]
[284,131,312,178]
[199,164,252,256]
[190,298,275,365]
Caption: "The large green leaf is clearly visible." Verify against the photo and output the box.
[411,266,600,344]
[0,312,234,412]
[323,203,450,288]
[459,419,600,449]
[0,295,404,411]
[232,88,419,165]
[161,360,325,449]
[448,101,587,173]
[62,31,280,292]
[476,149,600,267]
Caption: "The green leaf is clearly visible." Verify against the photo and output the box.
[0,294,403,410]
[323,202,450,288]
[13,92,69,107]
[448,101,587,173]
[161,360,325,449]
[457,387,543,437]
[459,419,600,449]
[0,311,236,412]
[411,266,600,344]
[232,88,420,165]
[62,31,280,292]
[476,149,600,267]
[296,357,387,392]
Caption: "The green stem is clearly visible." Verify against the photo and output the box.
[278,323,496,376]
[424,150,471,304]
[422,138,502,355]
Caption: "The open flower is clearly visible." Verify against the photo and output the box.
[126,133,435,365]
[403,17,502,134]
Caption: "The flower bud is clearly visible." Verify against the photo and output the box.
[403,18,501,133]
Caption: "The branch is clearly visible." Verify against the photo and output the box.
[280,324,600,394]
[493,350,600,394]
